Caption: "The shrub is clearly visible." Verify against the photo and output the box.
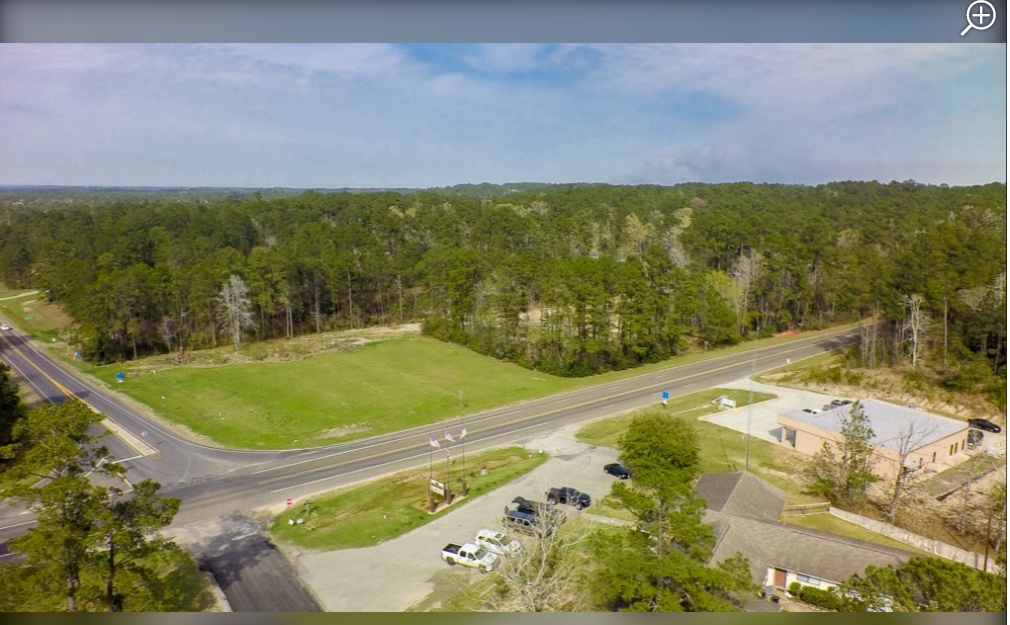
[796,585,842,611]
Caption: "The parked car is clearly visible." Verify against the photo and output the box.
[475,529,522,556]
[503,509,555,537]
[604,463,632,479]
[968,418,1002,434]
[546,487,591,510]
[967,429,984,449]
[506,496,555,517]
[441,543,498,572]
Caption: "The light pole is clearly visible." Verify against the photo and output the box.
[745,348,755,473]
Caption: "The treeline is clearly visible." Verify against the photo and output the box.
[0,181,1005,381]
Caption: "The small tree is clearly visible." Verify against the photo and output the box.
[217,274,256,351]
[482,514,593,612]
[92,480,181,612]
[803,401,879,506]
[838,556,1006,612]
[884,420,937,523]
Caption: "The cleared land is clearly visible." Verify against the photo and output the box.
[82,328,845,449]
[0,282,855,450]
[269,446,548,550]
[0,293,72,344]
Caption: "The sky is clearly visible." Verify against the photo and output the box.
[0,43,1005,188]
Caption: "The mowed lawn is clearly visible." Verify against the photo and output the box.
[89,336,590,449]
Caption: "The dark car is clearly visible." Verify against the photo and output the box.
[507,496,555,517]
[968,418,1002,434]
[546,487,591,510]
[830,399,853,407]
[604,463,632,479]
[503,509,556,537]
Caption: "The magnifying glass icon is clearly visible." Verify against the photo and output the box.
[961,0,996,36]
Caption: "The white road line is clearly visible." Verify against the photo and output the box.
[0,519,38,531]
[110,454,143,464]
[269,420,554,494]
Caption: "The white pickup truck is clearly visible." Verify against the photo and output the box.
[441,542,499,573]
[475,528,522,556]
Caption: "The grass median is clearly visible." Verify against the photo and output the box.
[269,446,548,551]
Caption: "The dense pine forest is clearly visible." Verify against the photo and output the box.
[0,181,1005,396]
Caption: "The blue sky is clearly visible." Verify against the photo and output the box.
[0,43,1005,188]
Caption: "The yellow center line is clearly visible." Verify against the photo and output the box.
[0,332,158,457]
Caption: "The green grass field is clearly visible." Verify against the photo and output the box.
[269,446,548,550]
[86,327,847,449]
[87,336,598,449]
[0,293,70,344]
[782,513,933,556]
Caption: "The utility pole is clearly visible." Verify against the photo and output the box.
[745,348,755,472]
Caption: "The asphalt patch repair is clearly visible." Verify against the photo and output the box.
[203,530,321,612]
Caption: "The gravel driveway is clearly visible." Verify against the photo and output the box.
[277,424,623,612]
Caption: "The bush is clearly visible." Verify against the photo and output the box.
[796,585,842,611]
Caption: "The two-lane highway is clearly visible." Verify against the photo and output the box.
[2,316,856,533]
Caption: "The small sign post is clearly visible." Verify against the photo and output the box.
[661,390,669,407]
[115,372,125,384]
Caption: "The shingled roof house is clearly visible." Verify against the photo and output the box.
[777,399,971,482]
[695,472,918,595]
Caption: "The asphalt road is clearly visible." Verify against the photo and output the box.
[0,318,857,605]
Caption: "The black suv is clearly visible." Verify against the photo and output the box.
[968,418,1002,434]
[546,487,591,510]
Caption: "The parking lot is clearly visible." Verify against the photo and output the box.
[277,424,622,612]
[698,377,842,443]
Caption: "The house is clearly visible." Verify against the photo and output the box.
[777,399,970,482]
[695,472,918,593]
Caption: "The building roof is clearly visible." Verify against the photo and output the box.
[694,471,787,523]
[696,471,919,586]
[781,399,967,453]
[706,513,916,587]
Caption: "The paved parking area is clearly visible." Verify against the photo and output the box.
[278,424,622,612]
[697,377,842,443]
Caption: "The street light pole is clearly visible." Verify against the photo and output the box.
[745,348,755,473]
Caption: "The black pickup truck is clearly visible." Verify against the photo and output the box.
[545,487,591,510]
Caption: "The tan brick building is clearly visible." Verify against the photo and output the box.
[777,399,971,483]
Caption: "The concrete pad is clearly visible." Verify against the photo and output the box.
[697,378,844,444]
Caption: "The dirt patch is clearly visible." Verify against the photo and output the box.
[313,423,371,440]
[123,323,424,373]
[23,298,75,334]
[762,367,1004,422]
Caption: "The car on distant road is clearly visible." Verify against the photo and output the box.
[830,399,853,407]
[604,463,632,479]
[968,418,1002,434]
[0,324,10,331]
[546,487,591,510]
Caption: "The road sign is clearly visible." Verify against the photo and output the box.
[286,498,293,506]
[429,479,445,497]
[661,391,669,400]
[116,372,125,383]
